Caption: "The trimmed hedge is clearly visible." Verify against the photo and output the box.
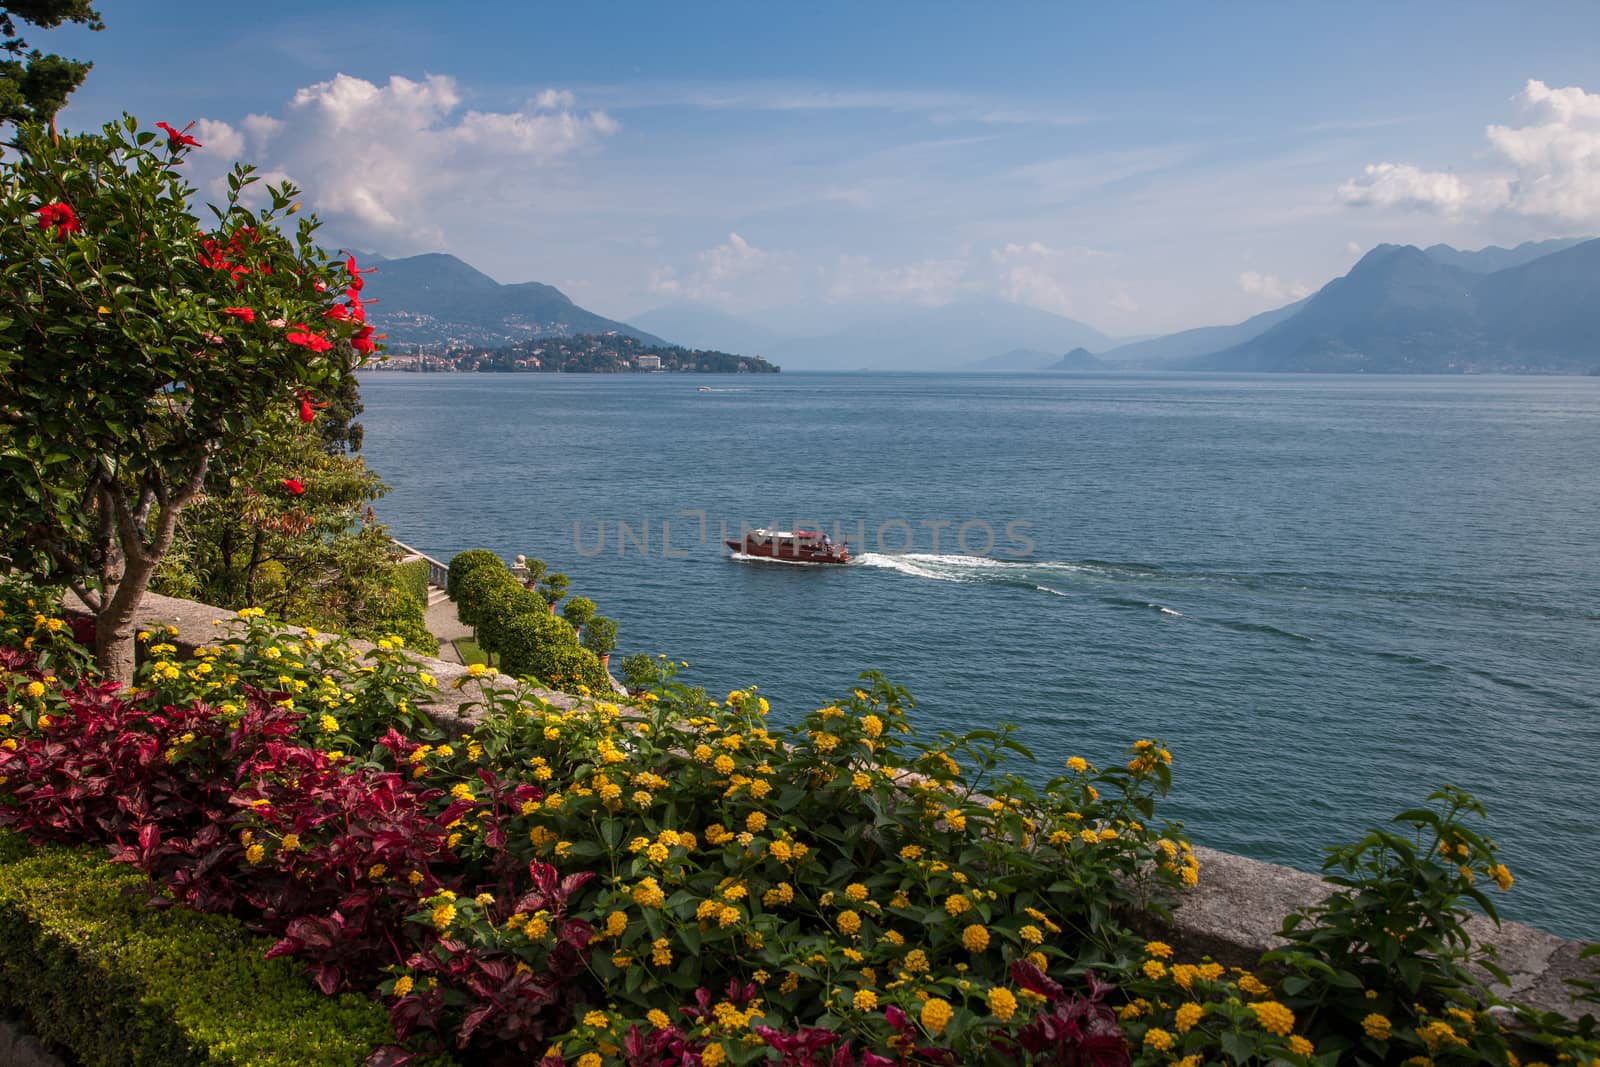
[393,557,431,609]
[0,832,424,1067]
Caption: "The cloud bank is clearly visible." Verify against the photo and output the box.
[1339,80,1600,225]
[198,73,618,244]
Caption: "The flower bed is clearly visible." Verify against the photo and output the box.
[1,580,1595,1065]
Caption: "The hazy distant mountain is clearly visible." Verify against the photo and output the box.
[967,348,1060,371]
[1193,239,1600,372]
[1473,238,1600,360]
[1096,298,1308,365]
[363,253,662,348]
[1421,237,1590,274]
[628,301,782,357]
[768,298,1112,371]
[1047,346,1107,370]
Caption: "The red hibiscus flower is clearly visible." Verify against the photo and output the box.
[35,202,82,241]
[294,390,326,424]
[345,290,366,321]
[281,479,305,495]
[344,254,375,293]
[221,306,255,323]
[284,325,335,353]
[351,325,376,356]
[155,121,202,148]
[322,303,350,322]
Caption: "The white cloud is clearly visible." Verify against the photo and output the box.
[1338,162,1475,214]
[534,89,577,110]
[1238,270,1311,302]
[651,232,775,303]
[1487,79,1600,222]
[198,73,619,244]
[194,119,243,159]
[1339,79,1600,225]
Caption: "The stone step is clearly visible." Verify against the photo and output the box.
[427,588,451,608]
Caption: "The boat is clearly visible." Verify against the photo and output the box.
[725,528,850,565]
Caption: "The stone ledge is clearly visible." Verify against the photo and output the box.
[91,593,1600,1021]
[1171,847,1594,1017]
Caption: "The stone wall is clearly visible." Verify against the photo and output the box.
[115,592,1598,1020]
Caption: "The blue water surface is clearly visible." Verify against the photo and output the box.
[357,371,1600,939]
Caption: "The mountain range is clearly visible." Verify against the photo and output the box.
[1190,238,1600,373]
[360,237,1599,373]
[360,253,662,348]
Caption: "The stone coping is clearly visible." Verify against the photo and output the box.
[89,593,1598,1020]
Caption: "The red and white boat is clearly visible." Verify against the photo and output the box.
[725,528,850,565]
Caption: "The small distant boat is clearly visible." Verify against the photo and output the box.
[726,528,850,565]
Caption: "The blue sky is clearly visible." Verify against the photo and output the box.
[42,2,1600,335]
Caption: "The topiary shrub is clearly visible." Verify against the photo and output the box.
[453,563,520,632]
[580,615,617,658]
[475,583,544,658]
[535,571,568,608]
[560,596,596,631]
[494,610,578,680]
[538,642,611,693]
[445,549,502,603]
[0,832,417,1067]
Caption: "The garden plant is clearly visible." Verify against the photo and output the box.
[1,578,1594,1066]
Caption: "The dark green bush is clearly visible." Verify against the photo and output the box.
[444,549,502,603]
[560,595,596,630]
[475,582,543,657]
[0,833,419,1067]
[393,557,431,608]
[359,575,439,656]
[496,611,607,690]
[619,651,662,692]
[453,563,520,631]
[581,615,617,657]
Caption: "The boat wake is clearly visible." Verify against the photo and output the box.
[852,553,1186,614]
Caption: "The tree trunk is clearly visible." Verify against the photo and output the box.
[94,551,156,687]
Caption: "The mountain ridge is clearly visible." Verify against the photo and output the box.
[1192,238,1600,372]
[363,253,663,348]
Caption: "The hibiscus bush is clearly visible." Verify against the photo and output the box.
[0,580,1595,1067]
[0,116,375,683]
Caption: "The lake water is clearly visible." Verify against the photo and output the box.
[357,371,1600,939]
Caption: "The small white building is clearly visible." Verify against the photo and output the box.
[636,354,662,371]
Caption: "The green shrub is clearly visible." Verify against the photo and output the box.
[0,832,420,1067]
[475,582,544,657]
[444,549,502,603]
[359,577,439,657]
[393,557,431,608]
[495,609,575,676]
[560,595,596,631]
[618,651,663,693]
[454,563,520,631]
[535,570,568,607]
[495,610,608,691]
[581,614,618,657]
